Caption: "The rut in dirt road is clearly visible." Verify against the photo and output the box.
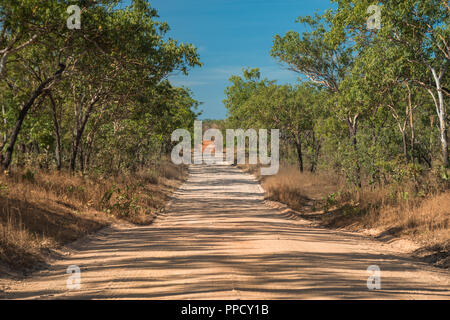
[3,164,450,299]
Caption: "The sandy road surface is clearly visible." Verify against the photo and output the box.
[2,164,449,299]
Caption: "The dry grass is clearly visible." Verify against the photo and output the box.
[262,166,342,207]
[249,165,449,266]
[239,164,342,210]
[0,197,106,271]
[322,189,450,267]
[360,191,450,243]
[321,186,450,246]
[0,161,188,272]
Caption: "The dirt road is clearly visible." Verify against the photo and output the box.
[2,165,450,299]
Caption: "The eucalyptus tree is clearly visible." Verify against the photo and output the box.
[250,83,322,172]
[85,81,199,173]
[0,0,64,78]
[0,0,201,171]
[387,0,449,168]
[66,1,200,171]
[270,12,366,184]
[271,13,352,93]
[0,36,66,169]
[330,0,449,167]
[223,68,274,130]
[0,0,120,169]
[224,67,325,172]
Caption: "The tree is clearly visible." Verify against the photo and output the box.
[0,0,201,171]
[330,0,449,166]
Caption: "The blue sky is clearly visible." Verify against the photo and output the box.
[147,0,335,119]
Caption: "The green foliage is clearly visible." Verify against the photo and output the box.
[0,183,8,196]
[100,185,141,217]
[324,192,338,213]
[0,1,201,172]
[439,167,449,181]
[225,0,448,192]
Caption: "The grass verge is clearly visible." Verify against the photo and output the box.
[240,164,449,268]
[0,161,187,273]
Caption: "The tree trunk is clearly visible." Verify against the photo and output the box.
[294,135,304,173]
[70,130,82,172]
[347,115,361,188]
[407,84,416,164]
[48,93,62,170]
[310,132,321,173]
[402,130,408,163]
[430,67,448,167]
[79,143,85,173]
[70,92,101,172]
[2,64,65,169]
[438,94,448,167]
[84,147,91,171]
[2,104,6,145]
[0,105,6,165]
[84,134,95,171]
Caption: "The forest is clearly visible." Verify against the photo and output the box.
[223,0,449,262]
[0,0,201,173]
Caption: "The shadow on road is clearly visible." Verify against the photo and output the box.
[4,165,450,299]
